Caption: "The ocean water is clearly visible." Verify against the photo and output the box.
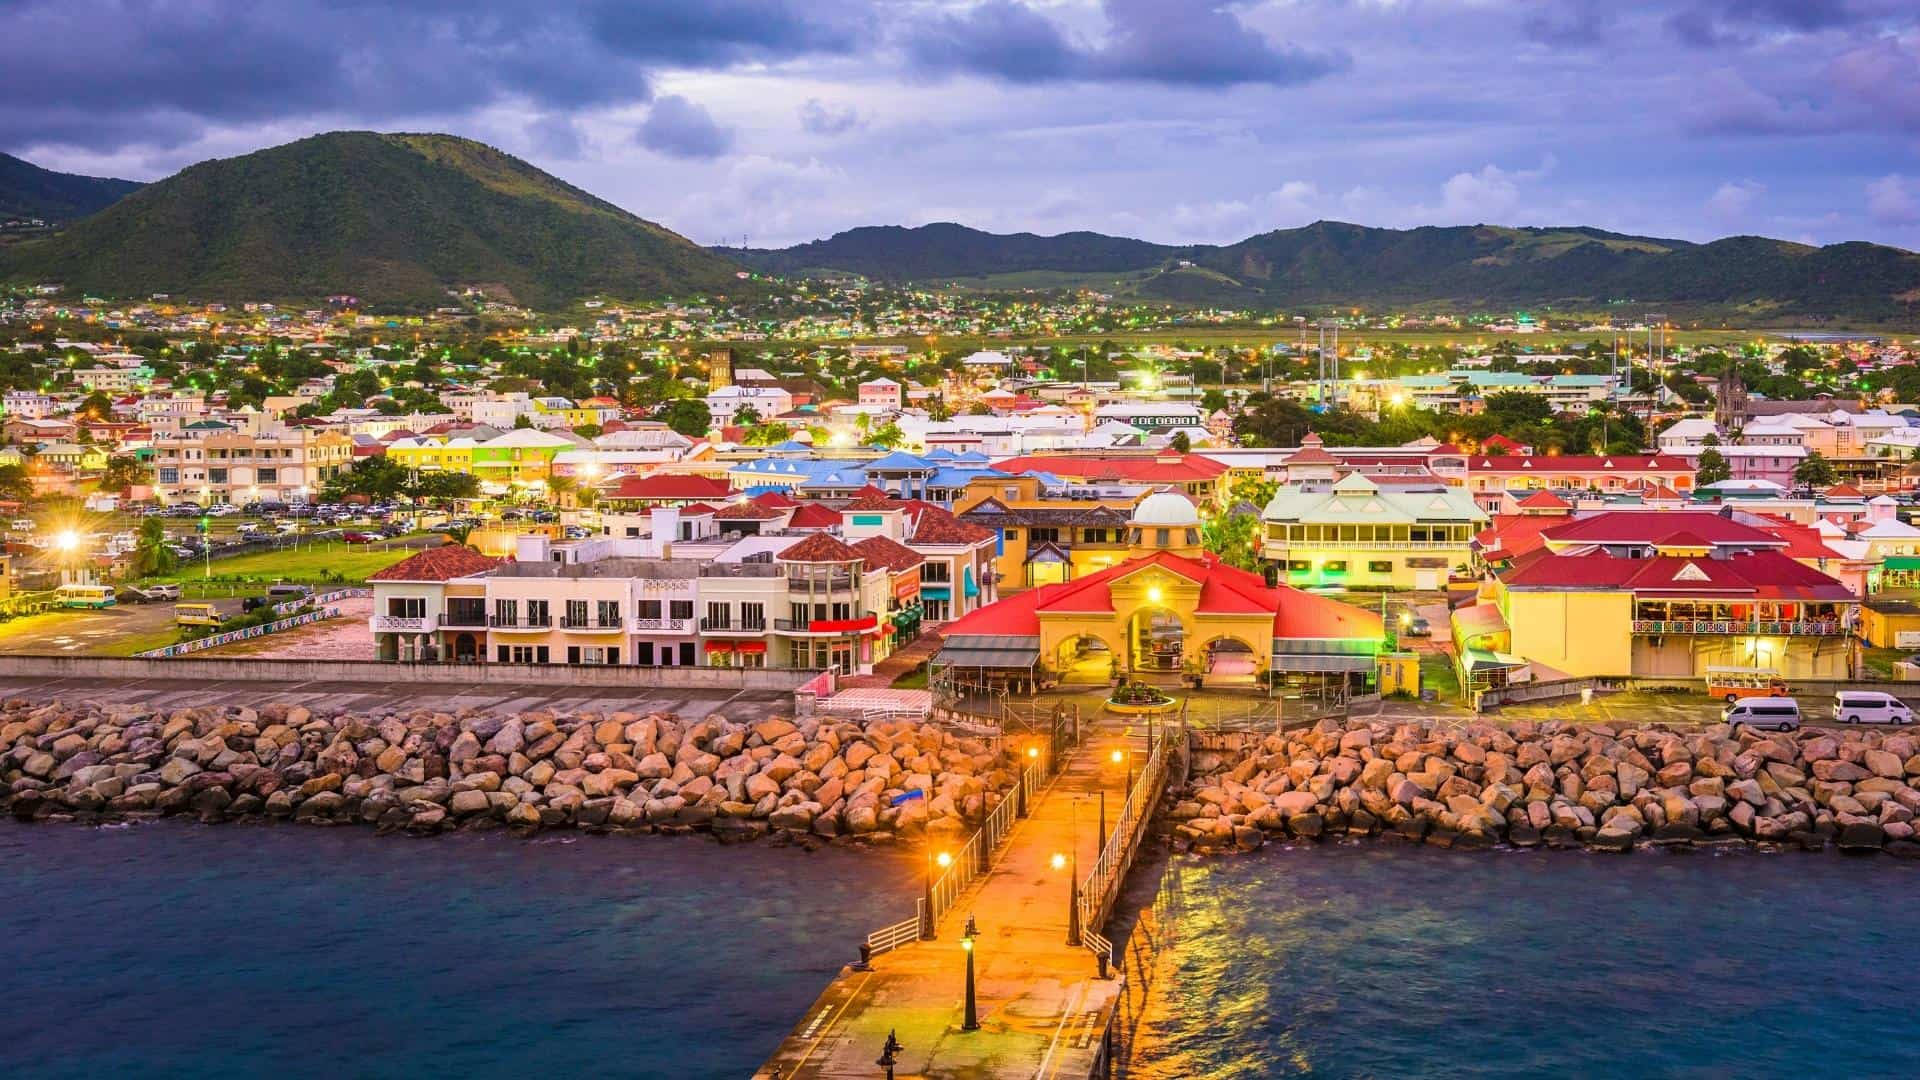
[1126,844,1920,1080]
[0,821,918,1080]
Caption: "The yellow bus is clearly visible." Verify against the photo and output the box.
[174,603,222,627]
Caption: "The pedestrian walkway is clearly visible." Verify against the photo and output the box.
[757,731,1139,1079]
[837,630,943,690]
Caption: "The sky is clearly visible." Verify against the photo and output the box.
[6,0,1920,251]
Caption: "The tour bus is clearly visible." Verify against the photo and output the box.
[54,583,116,609]
[174,603,222,627]
[1705,665,1789,704]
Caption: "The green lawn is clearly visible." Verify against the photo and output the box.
[891,668,929,690]
[1420,651,1462,701]
[139,539,417,586]
[1862,647,1908,680]
[86,627,190,656]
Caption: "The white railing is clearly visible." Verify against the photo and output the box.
[138,607,343,658]
[370,614,435,633]
[1077,721,1178,943]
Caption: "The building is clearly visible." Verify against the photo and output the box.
[934,492,1386,690]
[1260,473,1487,589]
[1463,453,1695,509]
[368,545,502,662]
[954,473,1138,589]
[858,377,903,410]
[152,422,353,504]
[991,451,1230,507]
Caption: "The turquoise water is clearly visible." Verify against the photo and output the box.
[1128,845,1920,1079]
[0,822,918,1079]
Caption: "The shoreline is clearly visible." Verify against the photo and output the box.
[1,698,1015,844]
[1170,716,1920,857]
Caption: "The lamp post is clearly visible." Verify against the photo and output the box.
[1060,798,1083,946]
[961,914,980,1032]
[922,848,951,940]
[877,1029,902,1080]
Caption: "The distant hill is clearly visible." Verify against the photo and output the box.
[0,132,742,307]
[726,221,1920,323]
[0,152,142,223]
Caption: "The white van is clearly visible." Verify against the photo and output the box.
[1723,697,1802,732]
[1832,691,1916,726]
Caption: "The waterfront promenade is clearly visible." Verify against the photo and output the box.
[757,731,1136,1079]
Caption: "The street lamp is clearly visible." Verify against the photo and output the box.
[1063,800,1082,946]
[922,848,951,939]
[877,1029,902,1080]
[961,914,980,1032]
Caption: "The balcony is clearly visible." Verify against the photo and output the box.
[774,614,878,635]
[788,573,855,592]
[700,617,768,635]
[1263,538,1466,551]
[489,615,553,630]
[560,616,625,632]
[1631,619,1847,637]
[370,614,437,634]
[631,617,694,633]
[440,609,488,628]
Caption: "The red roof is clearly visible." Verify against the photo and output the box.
[1476,515,1561,562]
[786,503,843,530]
[713,500,785,520]
[1466,454,1693,472]
[778,532,864,563]
[367,544,501,582]
[1503,549,1852,600]
[1515,490,1570,509]
[909,505,994,546]
[750,491,799,509]
[850,535,925,572]
[1825,483,1865,498]
[990,452,1228,484]
[942,551,1383,641]
[599,474,733,500]
[1480,434,1529,453]
[1540,511,1784,548]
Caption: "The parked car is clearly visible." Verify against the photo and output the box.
[1723,697,1802,732]
[1403,616,1432,637]
[1833,691,1916,726]
[342,531,380,544]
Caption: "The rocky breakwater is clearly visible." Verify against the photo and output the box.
[1173,718,1920,855]
[0,698,1014,843]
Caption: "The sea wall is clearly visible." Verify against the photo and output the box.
[0,698,1012,842]
[1174,717,1920,855]
[0,655,819,691]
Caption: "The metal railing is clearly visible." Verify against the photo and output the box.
[1630,618,1846,637]
[860,754,1046,963]
[631,617,692,632]
[440,609,487,627]
[489,614,552,628]
[1076,716,1179,951]
[559,616,624,630]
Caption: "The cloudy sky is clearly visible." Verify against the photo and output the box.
[6,0,1920,250]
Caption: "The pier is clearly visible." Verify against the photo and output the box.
[756,715,1176,1079]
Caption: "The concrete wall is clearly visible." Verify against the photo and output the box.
[0,655,820,691]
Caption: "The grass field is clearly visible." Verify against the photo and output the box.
[138,539,416,585]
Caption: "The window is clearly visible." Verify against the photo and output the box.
[1185,528,1199,545]
[670,600,693,621]
[1083,528,1110,544]
[1368,560,1393,573]
[1288,560,1310,572]
[597,600,620,627]
[790,603,812,628]
[1004,528,1020,540]
[493,599,518,626]
[706,602,729,629]
[257,468,277,484]
[1156,528,1170,546]
[679,642,696,666]
[1325,561,1348,573]
[636,642,655,665]
[566,599,588,626]
[741,602,765,630]
[527,600,550,627]
[387,597,426,618]
[637,599,662,620]
[1029,527,1058,544]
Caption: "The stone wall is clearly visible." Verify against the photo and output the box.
[1173,717,1920,855]
[0,655,820,691]
[0,697,1013,842]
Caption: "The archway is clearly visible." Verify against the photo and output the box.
[1129,608,1186,674]
[1199,635,1261,685]
[452,633,478,663]
[1055,634,1116,684]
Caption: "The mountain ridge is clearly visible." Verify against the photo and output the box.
[0,132,742,308]
[0,152,143,223]
[721,220,1920,322]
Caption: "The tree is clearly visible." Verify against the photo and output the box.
[1169,430,1192,453]
[1200,511,1262,572]
[324,456,411,501]
[732,404,762,427]
[661,399,711,438]
[78,389,114,420]
[133,516,177,578]
[1695,447,1731,487]
[868,422,906,449]
[0,463,31,502]
[1793,451,1837,492]
[98,455,151,492]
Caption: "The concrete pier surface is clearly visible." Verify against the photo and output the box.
[758,737,1135,1079]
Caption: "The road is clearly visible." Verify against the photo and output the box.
[0,597,242,655]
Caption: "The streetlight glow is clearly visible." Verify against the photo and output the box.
[936,851,952,869]
[53,529,80,553]
[1050,852,1066,871]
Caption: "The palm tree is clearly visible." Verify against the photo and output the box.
[134,516,177,577]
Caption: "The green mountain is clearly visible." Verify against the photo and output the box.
[728,221,1920,323]
[0,152,142,222]
[0,132,741,307]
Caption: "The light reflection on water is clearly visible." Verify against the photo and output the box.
[1127,844,1920,1079]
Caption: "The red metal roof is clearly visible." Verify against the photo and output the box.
[367,544,501,582]
[1540,510,1784,547]
[599,474,733,500]
[990,453,1228,483]
[1466,454,1693,472]
[786,503,843,530]
[1503,549,1852,599]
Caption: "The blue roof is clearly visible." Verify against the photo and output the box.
[862,450,934,472]
[928,466,1006,488]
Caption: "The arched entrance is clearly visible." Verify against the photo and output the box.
[452,633,478,663]
[1200,635,1260,685]
[1055,634,1116,684]
[1129,609,1185,674]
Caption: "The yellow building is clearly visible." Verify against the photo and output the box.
[953,474,1138,589]
[1260,473,1487,591]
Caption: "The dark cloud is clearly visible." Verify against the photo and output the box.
[586,0,869,65]
[904,0,1347,88]
[1665,0,1904,46]
[798,99,865,136]
[636,95,733,159]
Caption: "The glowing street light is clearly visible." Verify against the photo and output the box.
[961,914,980,1032]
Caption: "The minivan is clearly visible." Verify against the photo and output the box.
[1723,697,1802,732]
[1833,691,1916,726]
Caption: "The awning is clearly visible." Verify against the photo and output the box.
[737,641,768,654]
[1463,648,1527,671]
[935,634,1040,669]
[704,641,735,653]
[1272,653,1377,673]
[1884,556,1920,570]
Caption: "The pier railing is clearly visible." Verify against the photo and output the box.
[861,749,1050,964]
[1076,716,1179,969]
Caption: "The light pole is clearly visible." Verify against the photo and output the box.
[877,1029,902,1080]
[961,913,980,1032]
[1062,798,1082,946]
[922,847,951,940]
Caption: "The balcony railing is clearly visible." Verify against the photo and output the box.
[560,616,625,631]
[700,617,767,633]
[370,614,436,633]
[440,609,488,628]
[774,614,877,635]
[631,617,693,633]
[1631,619,1847,637]
[1263,538,1467,550]
[489,615,553,629]
[787,574,855,592]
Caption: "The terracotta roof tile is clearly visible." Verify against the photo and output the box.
[367,544,501,582]
[777,531,864,563]
[850,535,925,572]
